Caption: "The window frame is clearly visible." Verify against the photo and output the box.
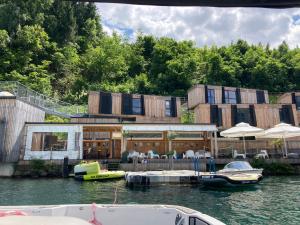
[224,90,237,104]
[173,132,204,140]
[126,132,163,140]
[295,96,300,111]
[31,132,68,151]
[236,108,251,124]
[207,88,215,104]
[165,100,171,117]
[132,97,142,115]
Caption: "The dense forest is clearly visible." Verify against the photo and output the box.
[1,0,300,104]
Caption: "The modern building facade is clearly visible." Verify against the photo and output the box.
[73,91,182,123]
[188,84,298,130]
[23,123,218,160]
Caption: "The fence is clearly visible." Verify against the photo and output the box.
[0,81,86,118]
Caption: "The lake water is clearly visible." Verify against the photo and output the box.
[0,176,299,225]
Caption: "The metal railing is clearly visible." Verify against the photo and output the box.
[0,81,87,118]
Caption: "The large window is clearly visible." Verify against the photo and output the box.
[132,98,142,115]
[224,90,237,104]
[236,108,251,124]
[279,107,292,124]
[207,89,215,104]
[83,132,110,140]
[296,96,300,111]
[127,132,163,139]
[174,132,204,140]
[31,132,68,151]
[165,100,171,117]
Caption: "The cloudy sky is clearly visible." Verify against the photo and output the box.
[96,4,300,48]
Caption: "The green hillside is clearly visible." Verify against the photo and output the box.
[1,0,300,104]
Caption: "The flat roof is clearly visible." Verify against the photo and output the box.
[25,122,217,131]
[123,124,217,132]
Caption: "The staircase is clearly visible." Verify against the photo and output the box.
[0,81,86,118]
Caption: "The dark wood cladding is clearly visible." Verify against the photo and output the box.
[236,88,241,104]
[231,105,237,126]
[121,93,132,115]
[249,104,257,126]
[171,97,177,117]
[221,87,225,104]
[99,92,112,114]
[204,85,208,103]
[256,90,266,104]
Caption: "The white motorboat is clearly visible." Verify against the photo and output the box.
[217,161,263,175]
[0,204,225,225]
[198,161,263,187]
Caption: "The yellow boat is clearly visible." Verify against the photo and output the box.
[74,161,125,181]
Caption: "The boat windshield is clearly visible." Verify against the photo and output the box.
[224,161,253,170]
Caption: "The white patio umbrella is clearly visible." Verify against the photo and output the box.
[220,122,264,155]
[259,123,300,157]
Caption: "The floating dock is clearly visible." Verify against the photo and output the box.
[125,170,207,186]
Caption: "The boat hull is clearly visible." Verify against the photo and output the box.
[75,171,125,181]
[0,204,226,225]
[199,173,263,187]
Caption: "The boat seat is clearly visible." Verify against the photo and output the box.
[0,215,91,225]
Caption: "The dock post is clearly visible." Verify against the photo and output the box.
[62,157,69,178]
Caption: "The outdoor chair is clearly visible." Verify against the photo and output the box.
[233,150,246,159]
[127,150,140,162]
[185,150,195,159]
[195,150,205,159]
[147,150,160,159]
[138,152,147,160]
[255,150,269,159]
[205,151,212,159]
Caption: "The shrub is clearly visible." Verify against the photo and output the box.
[251,159,295,175]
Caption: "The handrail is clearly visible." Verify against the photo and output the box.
[0,81,87,118]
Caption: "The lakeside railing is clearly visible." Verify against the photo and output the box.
[0,81,87,118]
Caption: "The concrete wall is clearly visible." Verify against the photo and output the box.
[24,125,83,160]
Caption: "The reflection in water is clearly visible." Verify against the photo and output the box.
[0,177,299,225]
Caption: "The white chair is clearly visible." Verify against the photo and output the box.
[255,150,269,159]
[148,150,160,159]
[127,150,139,161]
[185,150,195,159]
[205,151,212,159]
[233,150,246,159]
[138,152,147,160]
[195,150,205,159]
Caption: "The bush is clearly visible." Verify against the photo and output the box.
[29,158,46,176]
[251,159,295,175]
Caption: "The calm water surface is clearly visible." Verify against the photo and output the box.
[0,176,299,225]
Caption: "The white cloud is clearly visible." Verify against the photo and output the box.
[96,4,300,48]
